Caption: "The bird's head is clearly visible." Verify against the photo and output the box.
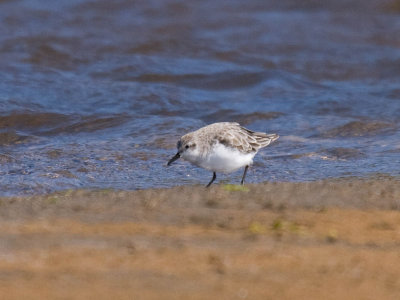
[167,134,197,166]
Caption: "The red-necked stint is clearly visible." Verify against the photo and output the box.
[167,122,279,187]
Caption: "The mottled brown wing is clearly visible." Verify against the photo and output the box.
[215,123,279,154]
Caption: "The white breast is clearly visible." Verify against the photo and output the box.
[182,143,255,173]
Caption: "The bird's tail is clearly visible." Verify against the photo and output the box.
[253,132,279,148]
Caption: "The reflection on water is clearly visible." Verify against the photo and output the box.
[0,0,399,195]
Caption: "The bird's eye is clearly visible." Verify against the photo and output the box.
[185,145,189,149]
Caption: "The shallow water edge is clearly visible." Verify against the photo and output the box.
[2,176,399,213]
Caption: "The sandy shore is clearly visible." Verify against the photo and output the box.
[1,177,400,299]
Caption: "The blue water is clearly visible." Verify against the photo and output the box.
[0,0,399,195]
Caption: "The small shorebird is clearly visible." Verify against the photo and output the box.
[167,122,278,187]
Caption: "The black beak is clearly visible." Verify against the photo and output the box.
[167,152,180,166]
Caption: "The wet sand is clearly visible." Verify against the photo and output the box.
[1,178,400,299]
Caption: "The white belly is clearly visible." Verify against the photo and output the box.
[183,143,255,173]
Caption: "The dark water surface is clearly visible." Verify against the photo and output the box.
[0,0,400,195]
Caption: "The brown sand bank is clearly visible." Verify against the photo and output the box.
[0,178,400,299]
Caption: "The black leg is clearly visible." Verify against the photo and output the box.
[206,172,216,188]
[240,165,249,185]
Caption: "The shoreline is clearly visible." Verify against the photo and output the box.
[1,176,399,213]
[1,178,400,299]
